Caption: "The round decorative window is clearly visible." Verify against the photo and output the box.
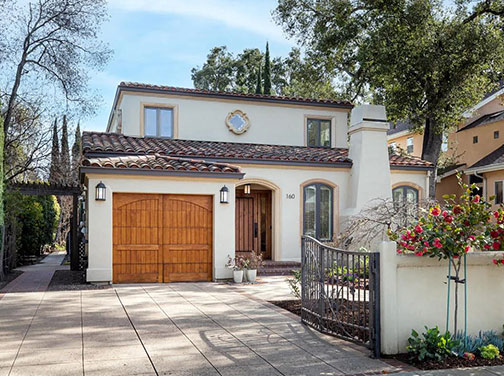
[225,110,250,134]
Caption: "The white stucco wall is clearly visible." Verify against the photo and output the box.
[116,92,350,148]
[390,170,430,199]
[379,241,504,355]
[236,163,351,262]
[85,174,238,283]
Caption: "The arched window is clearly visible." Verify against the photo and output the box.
[392,185,419,225]
[303,183,333,241]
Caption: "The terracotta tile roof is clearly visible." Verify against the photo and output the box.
[82,132,353,166]
[81,154,243,175]
[388,153,434,169]
[82,132,433,169]
[118,82,354,109]
[470,144,504,169]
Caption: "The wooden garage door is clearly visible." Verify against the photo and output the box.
[113,193,213,283]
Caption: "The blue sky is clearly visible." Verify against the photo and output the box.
[83,0,294,132]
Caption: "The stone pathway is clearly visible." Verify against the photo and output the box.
[0,252,67,295]
[0,281,397,376]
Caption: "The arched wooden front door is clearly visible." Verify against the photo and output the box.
[112,193,213,283]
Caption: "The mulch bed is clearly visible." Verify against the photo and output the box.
[0,270,23,290]
[270,298,371,342]
[270,299,302,316]
[48,270,110,291]
[386,353,504,370]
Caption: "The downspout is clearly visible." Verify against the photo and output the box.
[426,170,431,199]
[474,171,486,198]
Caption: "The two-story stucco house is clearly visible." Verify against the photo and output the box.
[80,82,433,283]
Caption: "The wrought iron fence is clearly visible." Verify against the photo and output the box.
[301,236,381,357]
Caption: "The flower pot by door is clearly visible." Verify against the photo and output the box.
[233,270,244,283]
[246,269,257,283]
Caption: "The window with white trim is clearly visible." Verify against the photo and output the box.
[406,137,414,154]
[144,107,174,138]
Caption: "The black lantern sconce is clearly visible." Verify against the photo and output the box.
[220,185,229,204]
[95,181,106,201]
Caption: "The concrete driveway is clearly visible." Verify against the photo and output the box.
[0,282,398,376]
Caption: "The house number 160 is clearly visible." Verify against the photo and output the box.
[285,193,295,199]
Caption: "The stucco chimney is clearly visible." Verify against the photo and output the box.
[346,104,392,213]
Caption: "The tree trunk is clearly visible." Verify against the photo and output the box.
[421,117,443,198]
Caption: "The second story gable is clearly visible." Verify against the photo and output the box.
[107,82,353,148]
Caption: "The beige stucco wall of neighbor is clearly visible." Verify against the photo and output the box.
[387,133,423,158]
[483,170,504,209]
[116,92,350,148]
[85,174,238,283]
[379,241,504,355]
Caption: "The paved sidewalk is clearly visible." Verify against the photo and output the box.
[0,282,398,376]
[0,252,67,294]
[395,366,504,376]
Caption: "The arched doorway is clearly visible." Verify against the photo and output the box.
[235,182,275,260]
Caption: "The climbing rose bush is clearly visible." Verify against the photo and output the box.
[388,177,504,263]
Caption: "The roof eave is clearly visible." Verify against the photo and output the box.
[80,166,245,179]
[465,162,504,175]
[117,85,354,110]
[390,165,434,171]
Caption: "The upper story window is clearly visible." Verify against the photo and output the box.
[303,183,333,241]
[389,142,397,152]
[406,137,414,154]
[441,134,448,152]
[144,107,173,138]
[473,136,479,144]
[495,131,500,139]
[307,118,331,147]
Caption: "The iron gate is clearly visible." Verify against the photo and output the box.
[301,236,381,357]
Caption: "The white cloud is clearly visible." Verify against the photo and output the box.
[108,0,290,44]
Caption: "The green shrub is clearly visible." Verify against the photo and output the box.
[407,326,459,362]
[480,344,500,359]
[452,331,504,356]
[5,193,60,260]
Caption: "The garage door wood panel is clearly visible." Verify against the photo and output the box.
[162,196,213,282]
[113,193,213,283]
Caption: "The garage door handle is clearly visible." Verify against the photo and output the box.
[254,223,258,238]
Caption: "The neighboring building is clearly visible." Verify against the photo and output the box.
[438,87,504,206]
[81,82,433,283]
[387,121,423,157]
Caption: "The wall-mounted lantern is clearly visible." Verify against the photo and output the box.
[95,181,106,201]
[220,185,229,204]
[244,184,251,195]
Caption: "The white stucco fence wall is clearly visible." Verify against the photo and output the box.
[379,241,504,355]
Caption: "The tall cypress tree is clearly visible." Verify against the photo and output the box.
[49,119,60,184]
[263,42,272,95]
[60,115,71,184]
[255,66,262,94]
[71,122,81,183]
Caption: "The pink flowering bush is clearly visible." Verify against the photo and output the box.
[388,179,493,260]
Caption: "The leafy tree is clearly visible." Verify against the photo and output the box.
[49,119,60,184]
[0,103,4,280]
[191,46,234,91]
[263,42,272,95]
[192,45,342,99]
[255,66,262,94]
[60,115,70,184]
[274,0,504,194]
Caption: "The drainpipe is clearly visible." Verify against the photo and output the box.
[426,170,431,199]
[474,171,486,198]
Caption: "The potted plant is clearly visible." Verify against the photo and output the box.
[245,251,263,283]
[226,255,245,283]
